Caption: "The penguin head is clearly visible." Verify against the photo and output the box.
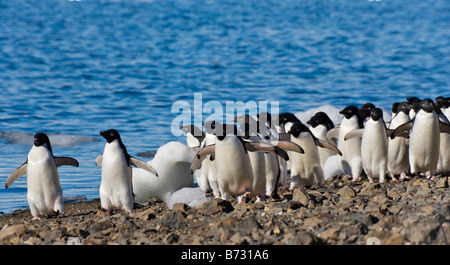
[339,106,359,119]
[370,108,384,121]
[288,122,311,138]
[34,132,52,153]
[179,124,204,138]
[100,129,121,144]
[307,112,334,130]
[435,96,449,109]
[391,102,400,114]
[278,113,300,126]
[420,99,435,113]
[407,97,421,113]
[397,102,411,115]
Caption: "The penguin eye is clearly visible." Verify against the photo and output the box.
[110,132,114,137]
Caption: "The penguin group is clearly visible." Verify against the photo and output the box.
[4,96,450,220]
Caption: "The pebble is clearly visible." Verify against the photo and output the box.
[0,175,449,245]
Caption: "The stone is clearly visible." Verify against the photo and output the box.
[319,227,340,242]
[293,187,310,206]
[436,177,448,189]
[0,224,27,244]
[289,231,323,245]
[337,185,356,199]
[160,211,186,230]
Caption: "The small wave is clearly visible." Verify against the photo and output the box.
[0,132,100,147]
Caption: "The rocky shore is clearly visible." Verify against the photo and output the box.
[0,175,449,245]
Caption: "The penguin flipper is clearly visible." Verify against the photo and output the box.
[245,142,290,161]
[391,120,413,139]
[5,161,27,188]
[315,139,343,156]
[130,156,158,177]
[271,140,304,154]
[55,157,79,167]
[326,128,340,141]
[439,121,450,134]
[95,155,103,166]
[344,129,364,141]
[190,145,216,174]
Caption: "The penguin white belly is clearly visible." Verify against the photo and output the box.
[100,142,133,211]
[27,146,63,217]
[361,120,388,182]
[409,112,440,174]
[338,117,362,179]
[437,132,450,174]
[309,125,335,168]
[289,133,323,187]
[264,152,279,196]
[215,136,253,199]
[387,112,410,176]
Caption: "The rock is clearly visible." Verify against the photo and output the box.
[0,224,27,244]
[288,231,323,245]
[66,237,81,245]
[319,227,341,242]
[436,177,448,188]
[160,211,186,230]
[337,185,356,199]
[293,187,310,205]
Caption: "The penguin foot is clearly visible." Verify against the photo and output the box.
[425,171,435,180]
[32,215,41,221]
[400,172,409,180]
[351,176,361,182]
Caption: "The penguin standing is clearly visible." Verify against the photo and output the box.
[387,102,411,180]
[327,106,364,181]
[96,129,158,212]
[288,122,342,188]
[5,132,79,220]
[391,99,450,179]
[345,108,389,183]
[307,111,336,169]
[190,122,300,202]
[435,96,450,175]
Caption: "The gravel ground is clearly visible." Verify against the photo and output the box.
[0,174,449,245]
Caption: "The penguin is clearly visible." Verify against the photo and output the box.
[387,102,411,180]
[179,124,205,150]
[132,141,196,204]
[435,96,450,175]
[345,108,389,183]
[359,103,376,124]
[327,105,364,181]
[5,132,79,220]
[190,121,300,202]
[391,99,450,179]
[199,120,220,197]
[406,97,421,120]
[96,129,158,212]
[288,121,342,189]
[307,111,336,169]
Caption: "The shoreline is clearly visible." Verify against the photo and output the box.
[0,174,449,245]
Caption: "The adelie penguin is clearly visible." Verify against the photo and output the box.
[288,121,342,188]
[190,121,303,202]
[326,106,364,181]
[307,111,336,169]
[5,132,79,220]
[391,99,450,179]
[96,129,158,212]
[345,108,389,183]
[387,102,411,180]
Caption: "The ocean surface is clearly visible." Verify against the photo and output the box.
[0,0,449,214]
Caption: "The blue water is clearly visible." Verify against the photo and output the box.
[0,0,449,214]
